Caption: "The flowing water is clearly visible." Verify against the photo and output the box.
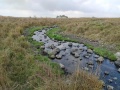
[32,27,120,90]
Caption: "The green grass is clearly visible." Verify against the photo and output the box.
[26,26,64,75]
[47,28,77,42]
[47,27,117,61]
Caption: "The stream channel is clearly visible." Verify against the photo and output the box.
[32,27,120,90]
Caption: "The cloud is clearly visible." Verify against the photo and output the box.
[0,0,120,17]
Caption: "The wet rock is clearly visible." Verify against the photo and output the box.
[97,56,104,63]
[115,60,120,67]
[84,55,89,58]
[115,52,120,60]
[113,77,117,80]
[104,71,109,75]
[59,63,65,69]
[84,67,89,71]
[74,53,79,58]
[68,42,72,47]
[49,54,55,59]
[107,85,114,90]
[88,65,94,68]
[79,57,82,60]
[94,55,99,58]
[79,47,83,51]
[87,61,94,65]
[100,80,105,87]
[118,68,120,73]
[108,79,113,83]
[51,44,56,49]
[56,54,62,59]
[61,47,66,50]
[40,46,45,49]
[87,49,93,54]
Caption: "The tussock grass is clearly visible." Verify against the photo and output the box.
[0,16,103,90]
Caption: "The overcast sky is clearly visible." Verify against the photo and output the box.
[0,0,120,17]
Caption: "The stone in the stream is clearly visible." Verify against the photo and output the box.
[74,52,79,58]
[113,77,117,80]
[87,61,94,65]
[115,52,120,60]
[59,63,65,69]
[40,46,45,49]
[56,54,62,59]
[84,67,89,71]
[50,44,56,49]
[107,85,114,90]
[84,55,89,58]
[88,65,94,68]
[108,79,113,83]
[97,56,104,63]
[94,55,99,58]
[79,47,83,51]
[68,42,72,47]
[104,71,109,75]
[87,49,93,54]
[118,68,120,73]
[49,54,55,59]
[115,60,120,67]
[79,57,82,61]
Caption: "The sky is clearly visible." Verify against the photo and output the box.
[0,0,120,17]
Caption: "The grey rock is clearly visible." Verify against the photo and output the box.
[97,56,104,63]
[88,65,94,68]
[113,77,117,80]
[40,46,45,49]
[49,54,55,59]
[87,61,94,65]
[115,52,120,60]
[84,67,89,71]
[118,68,120,73]
[56,54,62,59]
[87,49,93,54]
[59,63,65,69]
[94,55,99,58]
[107,85,114,90]
[108,79,113,83]
[115,60,120,67]
[68,42,72,47]
[74,53,79,58]
[104,71,109,75]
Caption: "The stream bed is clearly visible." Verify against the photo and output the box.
[32,27,120,90]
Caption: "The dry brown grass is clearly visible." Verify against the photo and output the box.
[0,16,108,90]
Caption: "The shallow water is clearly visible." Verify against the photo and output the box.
[32,28,120,90]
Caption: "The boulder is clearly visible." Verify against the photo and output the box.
[87,49,93,54]
[40,46,45,49]
[108,79,113,83]
[104,71,109,75]
[68,42,72,47]
[115,52,120,60]
[74,53,79,58]
[115,60,120,67]
[107,85,114,90]
[87,61,94,65]
[56,54,62,59]
[94,55,99,58]
[113,77,117,80]
[84,67,89,71]
[59,63,65,69]
[97,56,104,63]
[51,44,56,49]
[49,54,55,59]
[118,68,120,73]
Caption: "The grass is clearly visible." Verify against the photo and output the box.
[0,16,104,90]
[46,27,117,61]
[47,27,77,42]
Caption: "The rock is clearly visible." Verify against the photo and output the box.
[104,71,109,75]
[84,55,89,58]
[40,46,45,49]
[113,77,117,80]
[74,53,79,58]
[84,67,89,71]
[79,57,82,60]
[118,68,120,73]
[107,85,114,90]
[87,49,93,54]
[87,61,94,65]
[59,63,65,69]
[108,79,113,83]
[115,52,120,60]
[79,47,83,51]
[56,54,62,59]
[115,60,120,67]
[50,44,56,49]
[100,80,105,87]
[68,42,72,47]
[97,56,104,63]
[88,65,94,68]
[94,55,99,58]
[49,54,55,59]
[54,48,60,54]
[70,48,77,55]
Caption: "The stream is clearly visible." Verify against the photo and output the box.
[32,27,120,90]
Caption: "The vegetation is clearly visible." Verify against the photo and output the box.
[0,16,102,90]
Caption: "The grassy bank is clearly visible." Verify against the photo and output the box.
[0,16,102,90]
[47,28,116,61]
